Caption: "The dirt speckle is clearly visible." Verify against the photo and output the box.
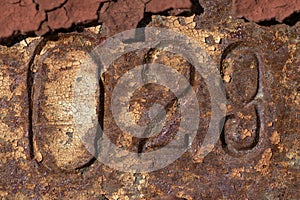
[254,148,273,175]
[270,131,280,145]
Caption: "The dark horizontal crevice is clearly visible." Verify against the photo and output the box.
[44,20,101,35]
[257,18,281,26]
[256,11,300,26]
[0,20,101,47]
[0,32,36,47]
[282,11,300,26]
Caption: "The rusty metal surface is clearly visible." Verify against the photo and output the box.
[0,1,299,199]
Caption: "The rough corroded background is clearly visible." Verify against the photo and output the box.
[0,0,299,199]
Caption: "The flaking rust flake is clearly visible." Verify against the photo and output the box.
[0,13,299,200]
